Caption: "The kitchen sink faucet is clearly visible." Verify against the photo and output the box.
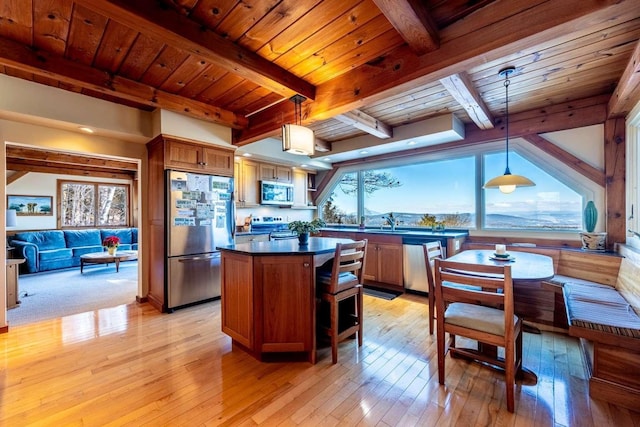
[382,213,397,231]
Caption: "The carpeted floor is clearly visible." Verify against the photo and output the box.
[7,261,138,327]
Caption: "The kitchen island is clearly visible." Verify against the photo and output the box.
[318,227,469,292]
[217,237,353,363]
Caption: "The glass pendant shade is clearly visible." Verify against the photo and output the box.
[282,124,314,155]
[484,66,535,193]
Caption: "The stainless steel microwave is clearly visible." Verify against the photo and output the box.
[260,181,294,205]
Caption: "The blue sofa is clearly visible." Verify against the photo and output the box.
[8,228,138,274]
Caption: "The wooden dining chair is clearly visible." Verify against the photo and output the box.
[316,239,368,364]
[423,241,445,335]
[434,259,523,412]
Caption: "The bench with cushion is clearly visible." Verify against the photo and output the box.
[9,228,138,274]
[555,245,640,411]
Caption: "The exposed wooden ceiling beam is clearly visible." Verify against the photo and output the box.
[334,110,393,139]
[75,0,315,101]
[6,171,28,186]
[235,0,627,145]
[6,146,138,171]
[608,38,640,117]
[439,72,494,130]
[6,160,135,180]
[0,36,247,129]
[320,95,608,176]
[522,134,605,186]
[372,0,439,55]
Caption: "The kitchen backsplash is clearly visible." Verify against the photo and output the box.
[235,206,314,226]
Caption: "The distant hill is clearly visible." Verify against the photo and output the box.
[343,210,581,230]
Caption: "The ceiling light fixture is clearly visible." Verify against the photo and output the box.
[282,94,314,156]
[484,67,535,194]
[78,126,94,134]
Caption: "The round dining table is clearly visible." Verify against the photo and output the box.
[447,249,554,282]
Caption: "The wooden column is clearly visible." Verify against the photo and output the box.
[604,118,626,250]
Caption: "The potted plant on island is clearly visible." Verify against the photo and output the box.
[579,201,607,251]
[288,218,326,245]
[103,235,121,255]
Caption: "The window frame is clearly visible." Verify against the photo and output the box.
[57,179,131,229]
[627,102,640,249]
[318,137,603,236]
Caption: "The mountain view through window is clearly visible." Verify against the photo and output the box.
[321,152,583,231]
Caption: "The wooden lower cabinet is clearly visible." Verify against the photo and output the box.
[254,255,313,354]
[319,231,403,290]
[221,252,254,349]
[221,252,315,361]
[6,259,24,309]
[362,234,404,291]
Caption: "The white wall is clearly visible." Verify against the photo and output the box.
[7,172,131,231]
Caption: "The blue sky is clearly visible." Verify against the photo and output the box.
[330,153,582,215]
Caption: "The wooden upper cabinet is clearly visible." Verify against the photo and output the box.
[259,163,292,183]
[164,137,234,176]
[292,169,308,207]
[235,159,260,207]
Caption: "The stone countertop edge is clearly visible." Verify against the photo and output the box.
[217,237,354,255]
[319,227,469,238]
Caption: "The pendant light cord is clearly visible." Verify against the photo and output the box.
[504,72,511,174]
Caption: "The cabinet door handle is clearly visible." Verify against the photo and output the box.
[303,262,310,268]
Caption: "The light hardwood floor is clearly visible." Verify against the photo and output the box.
[1,293,639,426]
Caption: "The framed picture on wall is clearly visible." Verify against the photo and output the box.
[8,195,53,216]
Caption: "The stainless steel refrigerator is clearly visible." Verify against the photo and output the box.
[166,170,234,311]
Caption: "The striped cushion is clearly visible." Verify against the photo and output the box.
[563,283,640,338]
[545,274,607,288]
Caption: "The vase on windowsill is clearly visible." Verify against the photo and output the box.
[580,201,606,251]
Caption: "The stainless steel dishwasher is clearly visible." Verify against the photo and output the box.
[402,236,447,294]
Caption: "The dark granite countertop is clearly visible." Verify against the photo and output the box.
[234,231,270,236]
[217,237,354,255]
[320,227,469,239]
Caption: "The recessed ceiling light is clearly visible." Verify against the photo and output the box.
[324,158,331,162]
[78,126,94,134]
[300,164,307,167]
[408,141,417,146]
[359,150,368,155]
[242,153,252,157]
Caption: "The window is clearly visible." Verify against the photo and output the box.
[483,152,582,230]
[59,180,129,227]
[363,159,476,228]
[320,148,588,232]
[322,172,358,224]
[321,157,476,228]
[628,103,640,248]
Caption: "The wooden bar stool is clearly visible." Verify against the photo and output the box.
[316,240,368,364]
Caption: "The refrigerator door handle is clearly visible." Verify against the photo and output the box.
[231,194,236,238]
[177,254,220,262]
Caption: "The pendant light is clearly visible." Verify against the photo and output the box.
[484,67,535,193]
[282,94,314,156]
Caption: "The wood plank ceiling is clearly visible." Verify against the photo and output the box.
[0,0,639,161]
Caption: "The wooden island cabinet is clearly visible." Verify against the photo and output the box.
[218,237,353,363]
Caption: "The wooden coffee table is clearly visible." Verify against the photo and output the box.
[80,250,138,273]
